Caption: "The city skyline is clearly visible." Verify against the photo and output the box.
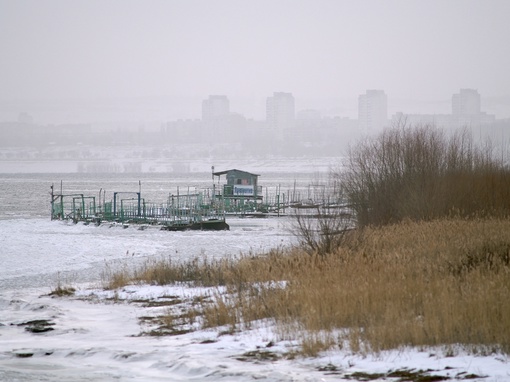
[200,88,498,126]
[2,87,507,127]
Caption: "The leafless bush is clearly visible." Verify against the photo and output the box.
[338,125,510,228]
[289,207,354,256]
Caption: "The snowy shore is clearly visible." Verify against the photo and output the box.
[1,178,509,381]
[1,283,508,381]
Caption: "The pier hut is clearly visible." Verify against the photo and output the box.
[212,169,264,214]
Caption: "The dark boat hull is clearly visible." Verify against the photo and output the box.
[161,220,229,231]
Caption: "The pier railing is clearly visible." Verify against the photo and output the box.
[50,180,349,226]
[51,186,227,228]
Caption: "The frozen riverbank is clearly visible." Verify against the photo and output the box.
[0,217,293,291]
[1,283,508,381]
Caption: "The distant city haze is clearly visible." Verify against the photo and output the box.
[1,0,509,124]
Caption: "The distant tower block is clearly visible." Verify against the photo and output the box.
[202,95,230,121]
[452,89,481,128]
[358,90,388,132]
[452,89,481,116]
[266,92,295,140]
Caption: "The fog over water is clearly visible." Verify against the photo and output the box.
[0,1,509,170]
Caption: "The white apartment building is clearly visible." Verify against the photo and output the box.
[358,90,388,132]
[450,88,496,128]
[266,92,295,133]
[202,95,230,121]
[452,89,481,117]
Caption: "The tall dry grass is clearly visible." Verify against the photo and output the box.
[210,218,510,355]
[102,248,288,290]
[107,218,510,356]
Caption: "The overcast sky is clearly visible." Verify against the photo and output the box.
[1,0,509,120]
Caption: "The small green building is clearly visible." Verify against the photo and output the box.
[212,168,263,213]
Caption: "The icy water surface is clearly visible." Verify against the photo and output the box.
[0,172,303,291]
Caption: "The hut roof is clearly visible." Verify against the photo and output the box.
[212,169,260,177]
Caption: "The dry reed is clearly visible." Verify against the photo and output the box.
[272,218,510,354]
[107,218,510,356]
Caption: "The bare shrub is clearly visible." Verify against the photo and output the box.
[339,125,510,228]
[289,206,354,256]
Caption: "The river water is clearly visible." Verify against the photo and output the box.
[0,168,334,292]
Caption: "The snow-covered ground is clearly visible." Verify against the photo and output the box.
[1,284,508,381]
[1,171,509,381]
[1,219,509,381]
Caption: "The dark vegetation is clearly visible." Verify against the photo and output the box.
[340,126,510,227]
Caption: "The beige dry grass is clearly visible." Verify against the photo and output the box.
[106,217,510,356]
[266,218,510,355]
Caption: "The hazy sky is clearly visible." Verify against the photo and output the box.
[1,0,509,120]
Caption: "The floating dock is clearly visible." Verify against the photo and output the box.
[50,183,229,231]
[50,169,347,230]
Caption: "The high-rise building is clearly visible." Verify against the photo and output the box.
[452,89,481,116]
[202,95,230,121]
[358,90,388,132]
[451,89,496,128]
[266,92,295,131]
